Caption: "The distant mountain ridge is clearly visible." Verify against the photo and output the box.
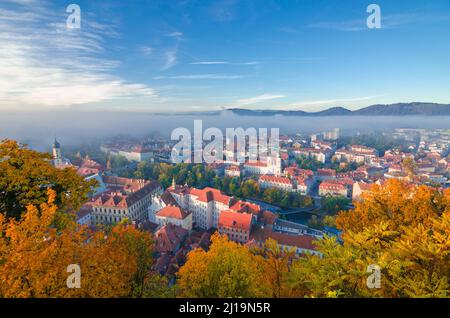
[226,103,450,116]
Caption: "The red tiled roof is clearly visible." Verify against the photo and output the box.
[244,161,267,167]
[156,205,190,220]
[319,181,347,191]
[259,175,292,185]
[91,178,160,208]
[188,187,231,205]
[230,200,261,214]
[218,210,252,232]
[154,224,188,253]
[269,232,316,251]
[285,167,314,177]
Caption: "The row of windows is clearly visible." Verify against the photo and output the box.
[221,226,248,234]
[219,229,247,242]
[94,215,123,223]
[94,207,127,214]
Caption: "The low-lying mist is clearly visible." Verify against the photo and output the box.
[1,111,449,151]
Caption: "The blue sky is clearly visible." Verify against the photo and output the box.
[1,0,450,112]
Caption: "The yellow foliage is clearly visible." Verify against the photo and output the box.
[0,190,155,298]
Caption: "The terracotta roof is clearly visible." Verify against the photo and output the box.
[230,200,261,214]
[218,210,253,232]
[91,178,160,208]
[269,232,316,251]
[103,176,150,192]
[154,224,189,253]
[284,167,314,177]
[156,205,190,220]
[244,161,267,167]
[188,187,231,205]
[319,181,347,191]
[259,175,292,185]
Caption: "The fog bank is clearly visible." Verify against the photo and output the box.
[1,111,449,151]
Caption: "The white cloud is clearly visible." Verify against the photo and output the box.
[234,94,286,107]
[307,13,445,32]
[162,50,178,70]
[167,31,183,38]
[285,96,381,110]
[0,1,156,108]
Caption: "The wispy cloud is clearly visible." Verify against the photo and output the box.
[234,94,286,107]
[285,96,381,110]
[0,1,156,108]
[307,12,449,32]
[162,50,178,70]
[161,31,184,70]
[153,74,244,80]
[167,31,183,39]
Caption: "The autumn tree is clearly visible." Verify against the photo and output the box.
[336,179,445,234]
[0,189,164,298]
[0,139,95,220]
[177,233,267,298]
[287,179,449,298]
[251,239,295,298]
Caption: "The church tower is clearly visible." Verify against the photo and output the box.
[52,138,63,166]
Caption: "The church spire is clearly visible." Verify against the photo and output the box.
[171,176,176,189]
[53,137,60,149]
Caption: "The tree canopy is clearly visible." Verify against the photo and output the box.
[0,140,95,220]
[0,189,164,298]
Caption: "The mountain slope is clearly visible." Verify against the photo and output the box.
[225,103,450,116]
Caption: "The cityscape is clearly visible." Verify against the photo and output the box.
[0,0,449,306]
